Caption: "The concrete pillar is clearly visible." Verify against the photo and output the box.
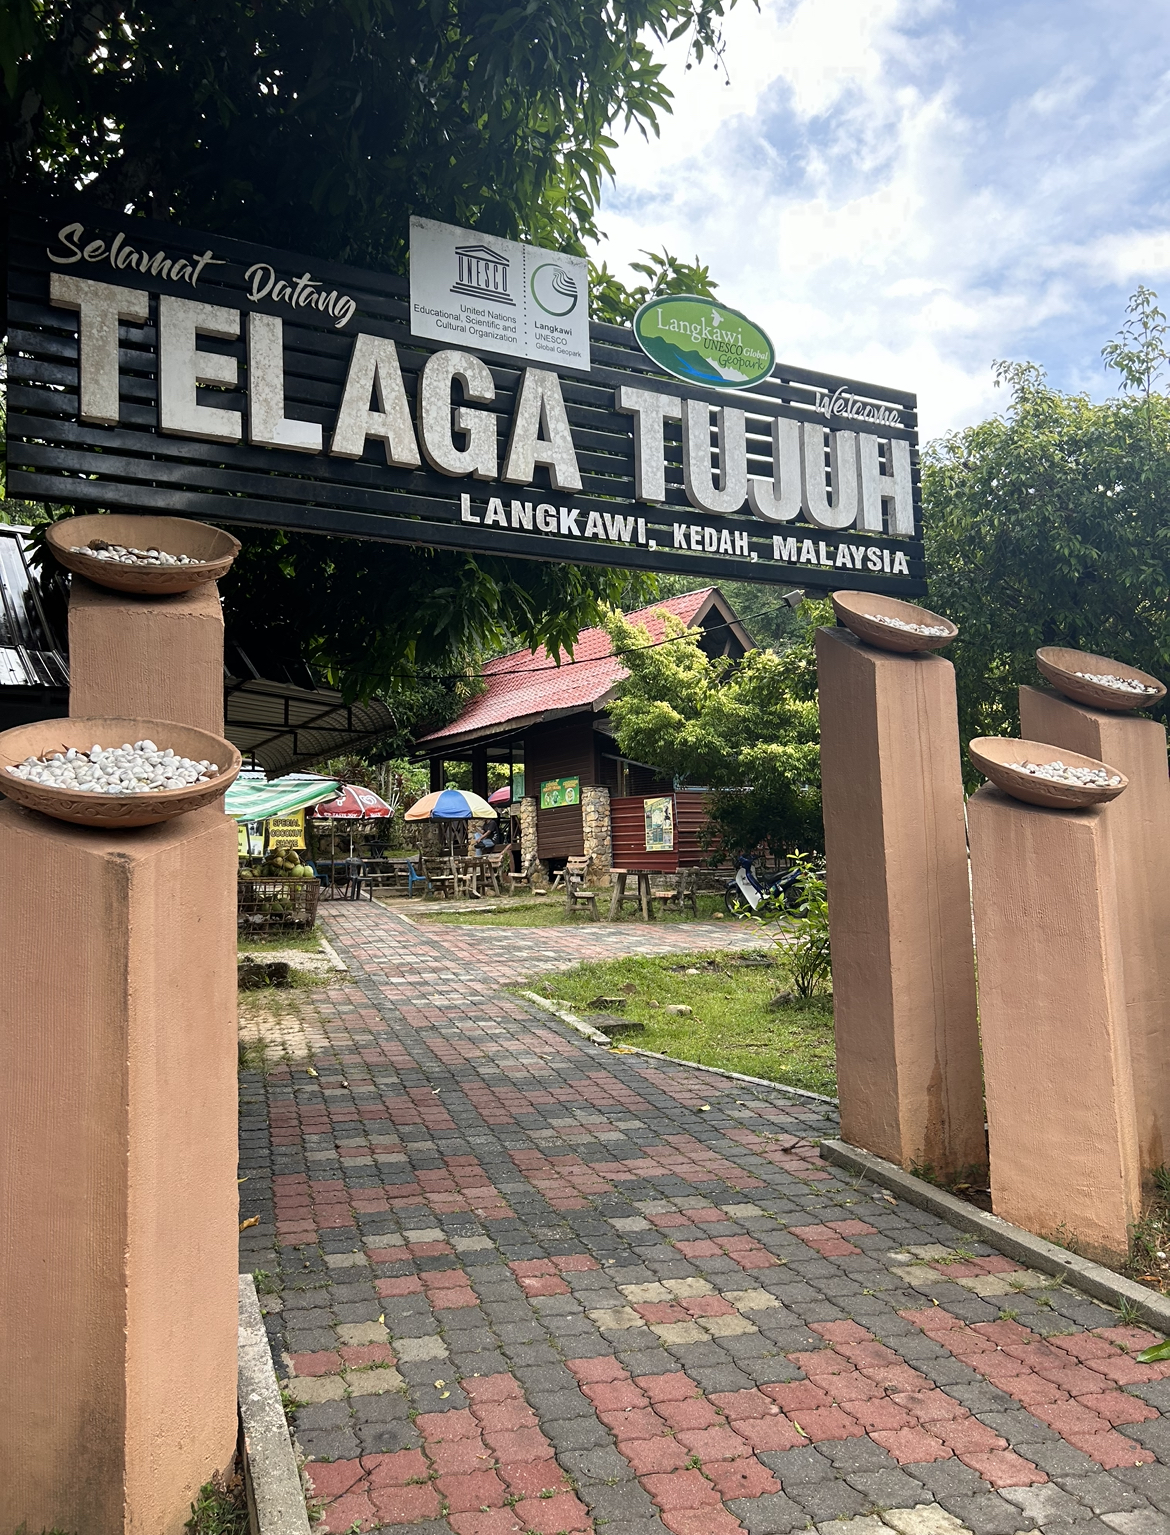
[1019,684,1170,1182]
[68,575,224,734]
[815,626,985,1180]
[968,785,1141,1263]
[0,803,239,1533]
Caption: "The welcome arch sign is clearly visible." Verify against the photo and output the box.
[5,198,923,594]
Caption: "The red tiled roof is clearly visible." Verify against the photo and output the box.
[417,589,715,745]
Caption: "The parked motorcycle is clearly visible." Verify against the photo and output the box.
[724,855,807,915]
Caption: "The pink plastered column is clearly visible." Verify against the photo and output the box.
[1,565,238,1532]
[968,784,1141,1263]
[815,626,985,1180]
[1020,684,1170,1182]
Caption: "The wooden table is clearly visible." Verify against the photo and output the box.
[608,869,654,920]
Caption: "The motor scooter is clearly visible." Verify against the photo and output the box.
[724,855,805,915]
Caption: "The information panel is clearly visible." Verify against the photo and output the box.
[5,197,925,593]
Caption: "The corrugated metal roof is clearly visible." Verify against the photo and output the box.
[223,667,399,778]
[416,589,719,747]
[0,526,69,690]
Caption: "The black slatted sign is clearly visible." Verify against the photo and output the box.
[5,197,924,593]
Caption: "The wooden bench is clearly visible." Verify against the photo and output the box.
[506,854,541,894]
[650,870,699,917]
[415,855,455,899]
[562,856,598,919]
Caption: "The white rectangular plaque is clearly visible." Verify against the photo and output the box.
[408,216,590,371]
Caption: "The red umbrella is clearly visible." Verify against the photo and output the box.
[310,782,393,866]
[312,784,393,818]
[487,785,511,806]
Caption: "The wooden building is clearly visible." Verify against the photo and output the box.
[414,587,753,871]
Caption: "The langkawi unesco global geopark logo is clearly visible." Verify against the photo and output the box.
[633,294,776,390]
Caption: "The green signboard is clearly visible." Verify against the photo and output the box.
[540,777,580,809]
[633,294,775,390]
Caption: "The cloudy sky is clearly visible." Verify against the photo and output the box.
[594,0,1170,439]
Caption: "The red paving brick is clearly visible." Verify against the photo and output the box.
[619,1436,692,1473]
[903,1306,1156,1471]
[641,1470,722,1510]
[704,1458,781,1499]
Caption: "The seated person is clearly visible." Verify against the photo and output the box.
[473,828,499,855]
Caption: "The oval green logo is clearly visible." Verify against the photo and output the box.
[632,294,775,389]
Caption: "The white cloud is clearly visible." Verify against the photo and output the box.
[594,0,1170,437]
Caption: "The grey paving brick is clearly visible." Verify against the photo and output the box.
[725,1492,810,1532]
[1001,1483,1097,1524]
[357,1419,423,1453]
[975,1409,1059,1445]
[1054,1475,1151,1517]
[558,1447,637,1483]
[815,1438,896,1473]
[906,1460,989,1499]
[589,1519,669,1535]
[542,1416,614,1450]
[1127,1419,1170,1459]
[1028,1439,1104,1478]
[1101,1513,1170,1535]
[581,1482,659,1522]
[1114,1467,1170,1514]
[785,1478,869,1522]
[936,1492,1036,1535]
[757,1447,837,1483]
[845,1468,935,1508]
[298,1429,361,1460]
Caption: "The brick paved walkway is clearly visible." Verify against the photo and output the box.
[239,902,1170,1535]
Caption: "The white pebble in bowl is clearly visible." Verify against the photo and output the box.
[7,739,220,794]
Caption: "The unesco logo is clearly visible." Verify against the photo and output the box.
[529,262,579,317]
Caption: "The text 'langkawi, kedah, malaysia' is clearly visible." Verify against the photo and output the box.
[5,201,924,592]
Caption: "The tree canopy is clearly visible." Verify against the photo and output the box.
[924,287,1170,769]
[3,0,736,266]
[2,0,734,701]
[603,601,825,858]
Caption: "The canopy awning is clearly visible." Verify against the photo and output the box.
[225,775,339,821]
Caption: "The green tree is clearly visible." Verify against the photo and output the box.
[590,249,719,324]
[924,292,1170,775]
[2,0,740,699]
[603,600,825,858]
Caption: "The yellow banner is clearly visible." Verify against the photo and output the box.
[267,810,306,849]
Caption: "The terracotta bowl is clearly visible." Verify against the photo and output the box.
[0,717,242,828]
[46,515,240,595]
[831,590,958,653]
[1036,646,1166,713]
[969,736,1128,810]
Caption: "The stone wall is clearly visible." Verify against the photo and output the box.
[582,785,612,881]
[518,797,539,873]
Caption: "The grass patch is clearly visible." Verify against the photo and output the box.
[236,927,325,953]
[416,891,731,927]
[520,950,836,1097]
[1126,1170,1170,1294]
[184,1469,249,1534]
